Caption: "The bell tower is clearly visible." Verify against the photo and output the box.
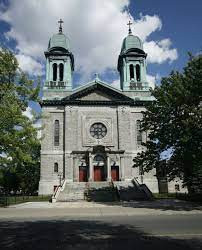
[118,21,149,91]
[44,19,74,93]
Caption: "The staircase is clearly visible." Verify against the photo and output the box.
[85,182,118,202]
[53,179,153,202]
[114,179,153,201]
[56,182,86,201]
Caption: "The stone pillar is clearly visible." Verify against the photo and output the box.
[73,157,79,182]
[49,61,53,81]
[89,154,93,182]
[65,154,73,182]
[107,156,111,181]
[57,64,60,82]
[120,156,125,181]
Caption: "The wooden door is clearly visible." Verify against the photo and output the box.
[111,166,119,181]
[79,166,87,182]
[94,166,104,181]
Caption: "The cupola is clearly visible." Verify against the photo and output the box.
[118,21,149,91]
[44,19,74,91]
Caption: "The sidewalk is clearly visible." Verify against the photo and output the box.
[0,199,202,219]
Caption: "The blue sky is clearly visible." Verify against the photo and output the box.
[0,0,201,108]
[131,0,202,79]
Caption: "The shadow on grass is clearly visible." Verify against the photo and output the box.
[0,220,201,250]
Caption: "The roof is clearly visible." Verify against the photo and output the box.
[121,34,143,53]
[48,33,70,51]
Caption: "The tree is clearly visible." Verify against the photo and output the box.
[0,48,41,194]
[133,54,202,193]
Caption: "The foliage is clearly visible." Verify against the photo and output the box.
[133,54,202,192]
[0,48,41,194]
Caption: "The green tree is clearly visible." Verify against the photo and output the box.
[0,48,41,194]
[133,54,202,193]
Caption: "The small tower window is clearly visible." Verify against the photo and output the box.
[130,64,134,80]
[137,120,142,145]
[54,120,60,146]
[54,163,58,173]
[136,64,141,82]
[59,63,64,81]
[53,63,57,81]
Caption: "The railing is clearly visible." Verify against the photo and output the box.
[132,177,153,199]
[129,80,150,91]
[45,81,67,89]
[52,179,66,202]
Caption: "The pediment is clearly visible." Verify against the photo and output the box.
[63,81,134,103]
[74,89,117,101]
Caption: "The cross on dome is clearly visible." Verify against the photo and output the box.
[127,20,133,35]
[58,18,64,33]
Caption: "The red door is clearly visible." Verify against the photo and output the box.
[111,166,119,181]
[94,166,104,181]
[79,166,87,182]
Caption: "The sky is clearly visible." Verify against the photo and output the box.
[0,0,201,113]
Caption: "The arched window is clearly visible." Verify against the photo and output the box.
[59,63,64,81]
[54,120,59,146]
[136,120,142,145]
[136,64,141,82]
[53,63,57,81]
[54,163,58,173]
[129,64,134,80]
[94,154,104,163]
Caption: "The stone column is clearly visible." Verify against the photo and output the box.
[73,157,79,182]
[107,155,111,181]
[65,154,73,182]
[57,64,60,82]
[49,61,53,81]
[120,156,125,181]
[89,154,93,182]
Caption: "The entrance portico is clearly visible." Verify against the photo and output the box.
[72,146,124,183]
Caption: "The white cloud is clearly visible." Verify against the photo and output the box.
[23,106,42,138]
[134,14,162,41]
[110,79,120,89]
[146,74,156,89]
[1,0,178,81]
[144,39,178,64]
[16,54,43,76]
[23,106,33,120]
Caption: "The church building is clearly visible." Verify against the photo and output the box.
[39,20,185,198]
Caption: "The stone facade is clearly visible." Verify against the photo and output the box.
[39,25,186,195]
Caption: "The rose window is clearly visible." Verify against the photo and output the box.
[90,123,107,139]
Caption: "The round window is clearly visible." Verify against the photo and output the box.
[90,123,107,139]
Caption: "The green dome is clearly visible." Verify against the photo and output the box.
[48,33,70,51]
[121,34,143,53]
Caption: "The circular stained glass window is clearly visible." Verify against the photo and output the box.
[90,123,107,139]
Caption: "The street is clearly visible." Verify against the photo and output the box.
[0,201,202,249]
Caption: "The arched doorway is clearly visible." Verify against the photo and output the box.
[79,166,88,182]
[111,166,119,181]
[93,154,105,182]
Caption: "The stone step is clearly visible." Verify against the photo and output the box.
[114,180,149,201]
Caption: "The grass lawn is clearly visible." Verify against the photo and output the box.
[0,195,51,207]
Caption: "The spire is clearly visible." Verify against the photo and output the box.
[127,20,132,35]
[58,18,64,34]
